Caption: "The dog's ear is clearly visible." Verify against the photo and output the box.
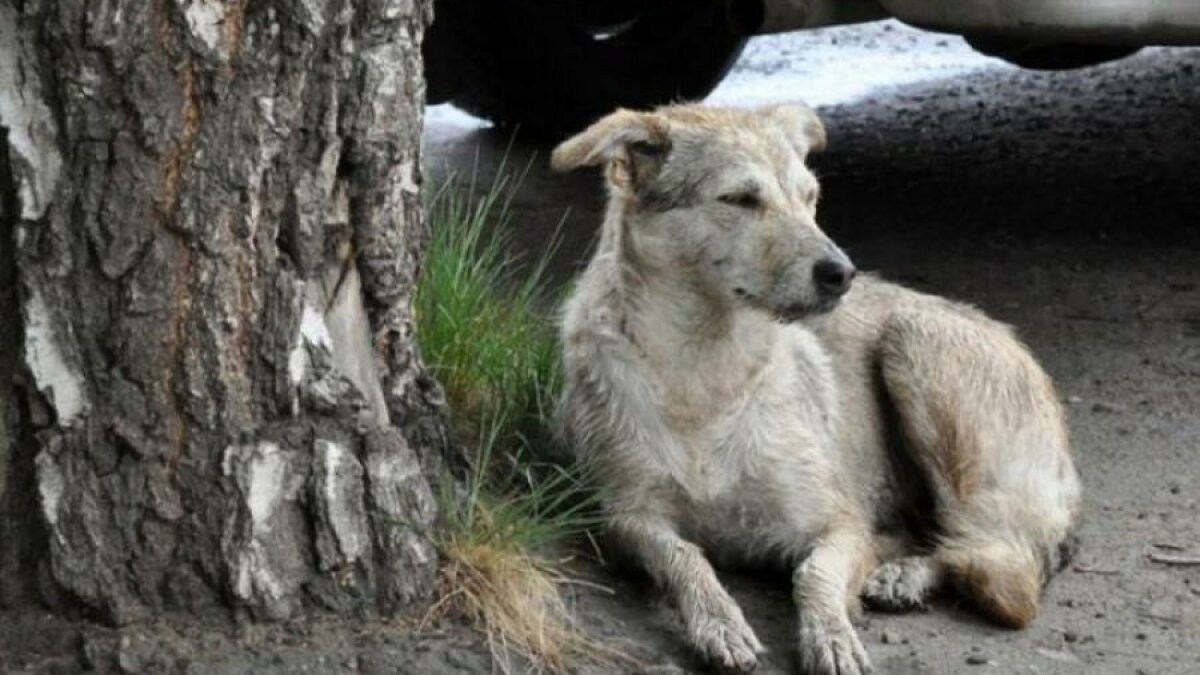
[760,103,826,156]
[551,109,671,190]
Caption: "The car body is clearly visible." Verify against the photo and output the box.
[424,0,1200,133]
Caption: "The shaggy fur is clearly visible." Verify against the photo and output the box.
[553,104,1081,674]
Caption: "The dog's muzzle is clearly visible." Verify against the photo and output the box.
[770,295,843,322]
[813,255,856,299]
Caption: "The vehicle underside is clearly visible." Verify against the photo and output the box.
[423,0,1200,133]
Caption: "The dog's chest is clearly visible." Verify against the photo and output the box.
[652,366,780,494]
[656,371,832,527]
[668,426,832,560]
[637,335,840,553]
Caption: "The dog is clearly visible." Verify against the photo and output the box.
[551,104,1081,674]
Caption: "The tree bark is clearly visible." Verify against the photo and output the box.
[0,0,448,625]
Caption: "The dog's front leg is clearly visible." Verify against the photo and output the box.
[793,528,874,675]
[613,514,764,673]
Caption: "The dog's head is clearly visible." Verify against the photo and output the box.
[552,104,855,321]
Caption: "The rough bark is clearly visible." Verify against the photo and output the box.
[0,0,448,625]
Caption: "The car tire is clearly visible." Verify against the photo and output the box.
[424,0,750,135]
[966,37,1141,70]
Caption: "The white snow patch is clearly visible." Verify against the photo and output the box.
[183,0,225,53]
[0,5,63,219]
[23,289,86,426]
[707,22,1000,109]
[422,104,489,148]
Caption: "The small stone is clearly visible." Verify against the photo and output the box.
[1063,631,1079,643]
[1136,632,1148,640]
[966,654,990,665]
[881,629,901,645]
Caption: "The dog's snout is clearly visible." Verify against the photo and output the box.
[813,257,856,296]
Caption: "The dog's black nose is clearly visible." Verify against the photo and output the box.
[813,257,856,296]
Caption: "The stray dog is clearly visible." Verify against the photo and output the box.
[552,104,1081,674]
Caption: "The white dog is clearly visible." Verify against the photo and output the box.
[552,104,1081,674]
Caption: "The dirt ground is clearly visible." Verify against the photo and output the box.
[3,21,1198,675]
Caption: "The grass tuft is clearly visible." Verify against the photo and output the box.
[416,161,562,463]
[417,164,624,673]
[431,427,613,674]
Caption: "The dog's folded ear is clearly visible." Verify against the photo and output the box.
[759,103,827,156]
[551,109,671,189]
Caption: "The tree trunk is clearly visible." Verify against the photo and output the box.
[0,0,448,625]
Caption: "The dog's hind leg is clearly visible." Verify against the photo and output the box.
[861,532,942,612]
[862,555,943,611]
[876,304,1081,628]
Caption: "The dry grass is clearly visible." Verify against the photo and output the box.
[423,411,627,673]
[431,507,628,674]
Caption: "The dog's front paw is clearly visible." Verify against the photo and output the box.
[796,613,871,675]
[685,598,765,673]
[862,556,937,612]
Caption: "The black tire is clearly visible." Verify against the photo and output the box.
[966,36,1141,70]
[424,0,749,136]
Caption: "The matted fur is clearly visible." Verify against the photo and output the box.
[553,103,1081,674]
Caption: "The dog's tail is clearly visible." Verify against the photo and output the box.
[937,530,1077,629]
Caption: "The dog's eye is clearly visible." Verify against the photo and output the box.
[718,192,761,209]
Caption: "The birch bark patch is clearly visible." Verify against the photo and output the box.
[22,289,86,426]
